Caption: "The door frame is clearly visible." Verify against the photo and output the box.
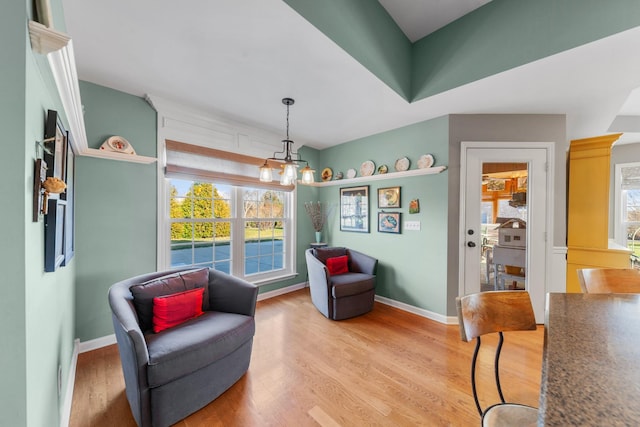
[458,141,555,322]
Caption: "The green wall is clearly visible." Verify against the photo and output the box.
[0,2,29,424]
[412,0,640,101]
[75,82,157,342]
[283,0,412,100]
[315,117,450,314]
[0,1,77,426]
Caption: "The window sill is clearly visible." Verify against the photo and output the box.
[252,272,298,287]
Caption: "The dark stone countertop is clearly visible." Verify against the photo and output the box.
[539,293,640,426]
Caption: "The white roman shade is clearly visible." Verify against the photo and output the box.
[164,139,294,191]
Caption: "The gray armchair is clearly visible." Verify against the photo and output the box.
[305,247,378,320]
[108,267,258,427]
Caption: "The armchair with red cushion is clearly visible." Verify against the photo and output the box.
[305,247,378,320]
[108,267,258,427]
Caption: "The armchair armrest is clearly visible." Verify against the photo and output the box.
[108,283,150,364]
[348,249,378,275]
[305,248,331,308]
[208,269,258,316]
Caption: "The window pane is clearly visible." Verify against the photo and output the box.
[215,261,230,274]
[170,222,193,268]
[626,190,640,222]
[497,200,526,221]
[213,185,232,219]
[169,179,290,279]
[171,179,193,197]
[244,220,284,275]
[243,189,259,219]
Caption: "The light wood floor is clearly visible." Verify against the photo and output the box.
[70,288,544,426]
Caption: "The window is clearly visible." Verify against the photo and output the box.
[615,163,640,263]
[168,178,294,284]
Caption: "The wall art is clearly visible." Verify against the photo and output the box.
[340,185,369,233]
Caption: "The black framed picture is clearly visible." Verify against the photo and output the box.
[45,198,67,272]
[340,185,369,233]
[62,133,75,265]
[42,109,75,270]
[378,186,400,208]
[378,211,401,234]
[43,109,68,200]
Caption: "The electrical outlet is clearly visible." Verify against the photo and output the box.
[404,221,421,231]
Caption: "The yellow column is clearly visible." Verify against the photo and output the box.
[566,133,630,292]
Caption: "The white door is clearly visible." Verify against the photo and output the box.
[460,143,551,323]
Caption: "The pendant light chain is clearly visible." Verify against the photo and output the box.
[286,101,290,141]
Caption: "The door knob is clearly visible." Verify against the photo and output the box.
[467,241,476,248]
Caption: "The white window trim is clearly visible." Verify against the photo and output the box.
[614,162,640,247]
[165,179,297,283]
[148,95,309,284]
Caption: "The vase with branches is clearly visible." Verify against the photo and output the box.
[304,201,330,243]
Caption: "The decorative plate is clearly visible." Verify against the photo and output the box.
[394,156,410,172]
[360,160,375,177]
[100,136,136,155]
[377,164,388,174]
[346,168,357,179]
[321,167,333,182]
[335,171,344,180]
[417,154,435,169]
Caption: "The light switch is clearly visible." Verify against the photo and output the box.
[404,221,421,231]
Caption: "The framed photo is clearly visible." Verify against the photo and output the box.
[378,186,400,208]
[517,176,528,191]
[378,212,401,234]
[409,198,420,214]
[45,198,67,272]
[62,135,75,265]
[43,109,68,200]
[486,178,505,192]
[340,185,369,233]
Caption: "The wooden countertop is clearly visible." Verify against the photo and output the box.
[539,293,640,425]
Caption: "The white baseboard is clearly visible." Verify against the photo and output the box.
[79,334,117,353]
[60,339,79,427]
[257,281,307,301]
[375,295,458,325]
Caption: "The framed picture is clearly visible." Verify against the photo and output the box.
[340,185,369,233]
[43,109,68,200]
[378,212,401,234]
[486,179,505,192]
[44,198,67,272]
[378,186,400,208]
[517,176,528,191]
[62,135,75,265]
[409,198,420,214]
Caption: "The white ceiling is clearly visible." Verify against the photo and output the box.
[61,0,640,149]
[378,0,492,42]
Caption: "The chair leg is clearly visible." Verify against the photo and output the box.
[471,337,483,416]
[494,332,505,404]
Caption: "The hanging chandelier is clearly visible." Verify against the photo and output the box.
[259,98,315,185]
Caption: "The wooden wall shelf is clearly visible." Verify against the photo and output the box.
[300,165,447,187]
[82,148,157,164]
[28,21,70,54]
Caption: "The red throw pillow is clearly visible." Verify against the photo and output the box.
[152,287,205,333]
[326,255,349,275]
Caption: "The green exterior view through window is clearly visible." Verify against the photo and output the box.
[169,178,291,282]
